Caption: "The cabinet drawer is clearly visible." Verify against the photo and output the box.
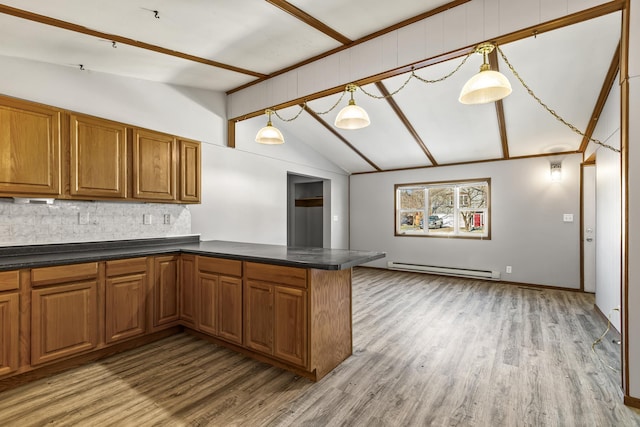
[106,257,147,277]
[245,262,307,289]
[198,256,242,277]
[31,262,98,286]
[0,270,19,291]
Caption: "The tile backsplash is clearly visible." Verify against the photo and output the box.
[0,198,191,246]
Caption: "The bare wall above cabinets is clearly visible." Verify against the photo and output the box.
[0,94,201,204]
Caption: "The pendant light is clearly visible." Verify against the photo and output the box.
[459,43,512,105]
[334,84,370,129]
[255,109,284,144]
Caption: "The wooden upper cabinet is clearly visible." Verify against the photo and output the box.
[0,96,61,196]
[179,139,201,203]
[132,129,177,201]
[70,114,127,198]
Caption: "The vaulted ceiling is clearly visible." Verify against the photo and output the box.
[0,0,623,174]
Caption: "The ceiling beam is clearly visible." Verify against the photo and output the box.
[578,40,621,153]
[375,82,438,166]
[0,4,267,79]
[488,49,510,159]
[302,105,382,172]
[266,0,352,44]
[230,0,472,94]
[230,0,625,122]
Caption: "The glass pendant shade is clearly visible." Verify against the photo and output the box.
[334,100,371,130]
[255,109,284,144]
[459,66,512,105]
[255,123,284,144]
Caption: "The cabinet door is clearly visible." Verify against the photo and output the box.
[154,256,180,327]
[105,273,146,344]
[132,129,177,201]
[70,114,127,198]
[218,276,242,345]
[0,97,61,196]
[31,281,98,365]
[0,293,19,376]
[197,272,218,336]
[180,255,197,327]
[179,139,201,203]
[274,286,307,367]
[244,280,273,355]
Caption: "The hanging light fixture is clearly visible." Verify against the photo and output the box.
[459,42,512,105]
[334,84,370,129]
[255,109,284,144]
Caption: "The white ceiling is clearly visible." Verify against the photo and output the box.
[0,1,622,174]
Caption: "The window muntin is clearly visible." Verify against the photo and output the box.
[395,180,490,238]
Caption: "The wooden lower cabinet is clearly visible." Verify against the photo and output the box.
[105,258,148,344]
[153,255,180,328]
[244,261,308,368]
[273,286,307,367]
[195,256,243,345]
[31,281,98,365]
[0,293,19,376]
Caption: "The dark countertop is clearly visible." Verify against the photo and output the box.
[0,236,386,271]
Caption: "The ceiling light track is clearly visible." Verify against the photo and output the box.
[0,4,266,79]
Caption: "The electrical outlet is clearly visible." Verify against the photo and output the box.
[164,214,171,224]
[78,212,89,225]
[143,214,152,225]
[506,266,512,274]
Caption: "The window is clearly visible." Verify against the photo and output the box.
[395,179,490,238]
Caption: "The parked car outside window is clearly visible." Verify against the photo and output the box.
[428,215,443,229]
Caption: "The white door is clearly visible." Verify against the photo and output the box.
[583,165,596,293]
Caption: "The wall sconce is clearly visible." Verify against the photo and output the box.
[550,162,562,182]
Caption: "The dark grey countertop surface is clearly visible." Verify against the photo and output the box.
[0,236,386,271]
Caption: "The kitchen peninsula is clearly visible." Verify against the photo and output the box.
[0,236,385,390]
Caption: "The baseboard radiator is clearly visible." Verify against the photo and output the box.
[387,261,501,280]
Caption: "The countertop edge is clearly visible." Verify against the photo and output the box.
[0,239,386,271]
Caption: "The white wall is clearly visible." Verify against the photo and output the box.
[588,73,622,332]
[626,0,640,401]
[0,55,350,249]
[351,154,582,288]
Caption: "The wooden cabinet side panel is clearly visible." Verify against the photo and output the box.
[218,276,242,345]
[197,272,218,336]
[31,281,98,365]
[180,255,196,327]
[274,286,307,367]
[309,268,353,379]
[69,114,127,198]
[132,129,177,201]
[153,256,180,327]
[0,98,61,196]
[105,274,146,344]
[0,293,19,376]
[244,280,273,355]
[179,139,201,203]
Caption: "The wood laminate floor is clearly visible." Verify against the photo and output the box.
[1,268,639,426]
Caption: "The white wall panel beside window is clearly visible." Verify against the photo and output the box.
[351,154,582,289]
